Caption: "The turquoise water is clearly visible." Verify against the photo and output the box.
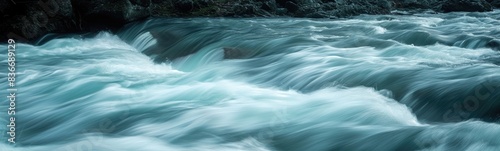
[1,10,500,150]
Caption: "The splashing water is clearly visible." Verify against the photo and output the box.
[1,10,500,151]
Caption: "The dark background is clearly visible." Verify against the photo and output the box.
[1,0,499,43]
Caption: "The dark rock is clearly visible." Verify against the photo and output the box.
[276,8,288,15]
[306,11,330,18]
[223,47,251,59]
[0,0,11,15]
[2,0,499,43]
[487,0,500,8]
[296,5,320,17]
[1,0,75,42]
[285,1,300,13]
[233,4,258,17]
[333,0,393,17]
[292,0,322,6]
[321,0,336,2]
[275,0,288,7]
[174,0,195,13]
[261,0,277,12]
[172,0,218,16]
[487,40,500,51]
[394,0,440,10]
[72,0,151,29]
[130,0,151,7]
[321,2,337,10]
[151,0,163,3]
[441,0,493,12]
[194,0,213,6]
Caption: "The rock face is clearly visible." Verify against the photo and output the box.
[441,0,493,12]
[487,40,500,51]
[394,0,440,10]
[489,0,500,7]
[223,47,252,59]
[333,0,393,17]
[72,0,152,29]
[0,0,75,42]
[1,0,500,42]
[0,0,152,42]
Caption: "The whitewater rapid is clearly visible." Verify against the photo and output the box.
[1,10,500,151]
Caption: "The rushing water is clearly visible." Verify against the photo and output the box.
[1,10,500,151]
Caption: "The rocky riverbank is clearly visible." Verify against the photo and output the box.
[1,0,499,42]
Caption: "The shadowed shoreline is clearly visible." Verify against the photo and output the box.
[1,0,499,43]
